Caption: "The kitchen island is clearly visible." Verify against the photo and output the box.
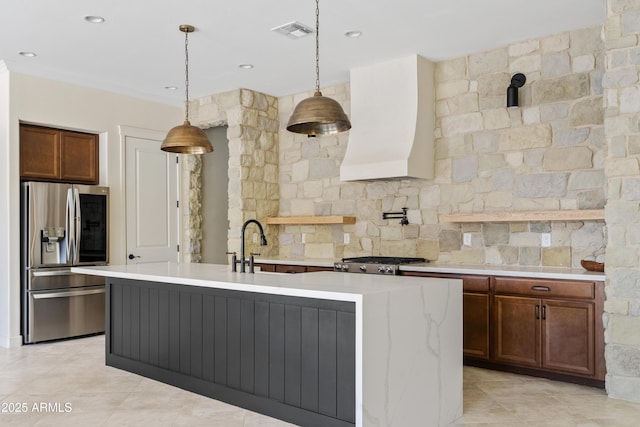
[72,262,462,427]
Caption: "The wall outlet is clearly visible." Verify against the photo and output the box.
[463,233,472,246]
[344,233,350,245]
[541,233,551,247]
[301,233,306,244]
[252,232,258,243]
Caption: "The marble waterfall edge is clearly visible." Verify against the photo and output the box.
[361,278,463,426]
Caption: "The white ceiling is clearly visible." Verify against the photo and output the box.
[0,0,606,107]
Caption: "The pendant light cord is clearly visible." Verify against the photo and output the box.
[184,29,190,121]
[315,0,320,93]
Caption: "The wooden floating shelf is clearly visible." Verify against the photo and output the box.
[265,216,356,225]
[439,209,605,223]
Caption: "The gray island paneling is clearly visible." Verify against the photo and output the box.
[108,277,355,426]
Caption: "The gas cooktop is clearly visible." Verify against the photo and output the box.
[341,256,426,264]
[334,256,427,275]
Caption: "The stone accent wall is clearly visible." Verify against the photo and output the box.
[181,154,203,262]
[277,27,606,266]
[278,84,352,259]
[183,88,280,262]
[603,0,640,402]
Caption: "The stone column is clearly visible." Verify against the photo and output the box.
[181,154,204,262]
[603,0,640,402]
[182,88,280,263]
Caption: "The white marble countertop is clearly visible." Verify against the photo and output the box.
[254,257,606,281]
[400,262,606,281]
[71,262,457,302]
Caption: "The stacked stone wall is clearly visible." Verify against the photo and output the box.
[603,0,640,402]
[184,88,280,262]
[277,26,606,266]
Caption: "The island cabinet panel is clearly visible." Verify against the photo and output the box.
[107,278,356,427]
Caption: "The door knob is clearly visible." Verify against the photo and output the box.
[128,254,140,260]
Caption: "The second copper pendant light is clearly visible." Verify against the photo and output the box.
[286,0,352,136]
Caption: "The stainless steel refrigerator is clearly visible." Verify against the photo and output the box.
[20,181,109,344]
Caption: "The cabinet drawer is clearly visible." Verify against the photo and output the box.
[306,266,333,272]
[462,275,490,292]
[275,264,307,274]
[494,277,594,299]
[255,263,276,272]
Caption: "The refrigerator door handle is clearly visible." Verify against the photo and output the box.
[65,188,75,262]
[74,188,81,264]
[32,287,105,300]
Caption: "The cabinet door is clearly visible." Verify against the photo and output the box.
[463,292,490,360]
[60,131,98,183]
[542,299,595,376]
[20,125,60,180]
[494,295,540,367]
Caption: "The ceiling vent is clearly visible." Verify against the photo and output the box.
[271,21,314,39]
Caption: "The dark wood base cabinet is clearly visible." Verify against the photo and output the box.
[494,295,541,367]
[492,277,602,386]
[106,278,356,427]
[495,295,595,376]
[255,263,333,274]
[459,275,491,361]
[404,271,605,387]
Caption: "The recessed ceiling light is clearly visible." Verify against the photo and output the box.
[164,86,178,90]
[84,16,105,23]
[19,52,37,57]
[238,64,254,69]
[345,30,362,38]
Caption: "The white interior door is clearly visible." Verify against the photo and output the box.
[125,134,179,264]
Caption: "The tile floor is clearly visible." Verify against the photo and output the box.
[1,335,640,426]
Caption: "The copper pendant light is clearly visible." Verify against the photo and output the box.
[286,0,351,136]
[161,25,213,154]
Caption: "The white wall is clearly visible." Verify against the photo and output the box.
[0,63,13,347]
[0,69,182,347]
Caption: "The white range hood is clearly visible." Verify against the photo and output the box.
[340,54,435,181]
